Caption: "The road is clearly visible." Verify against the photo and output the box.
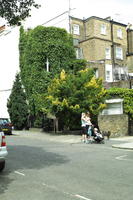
[0,131,133,200]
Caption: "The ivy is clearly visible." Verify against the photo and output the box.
[19,25,76,116]
[107,87,133,118]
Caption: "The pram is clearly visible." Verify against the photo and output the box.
[92,128,104,144]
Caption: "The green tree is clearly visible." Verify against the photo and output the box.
[7,73,29,130]
[0,0,40,26]
[19,26,76,117]
[39,68,107,129]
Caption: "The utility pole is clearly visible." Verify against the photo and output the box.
[68,0,71,33]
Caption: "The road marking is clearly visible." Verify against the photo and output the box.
[115,155,127,161]
[75,194,92,200]
[43,183,92,200]
[14,171,25,176]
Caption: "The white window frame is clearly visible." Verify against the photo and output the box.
[105,64,113,82]
[94,68,99,78]
[73,38,79,46]
[73,24,80,35]
[117,28,122,39]
[101,24,106,35]
[101,99,123,115]
[105,47,111,59]
[116,47,123,60]
[75,48,83,59]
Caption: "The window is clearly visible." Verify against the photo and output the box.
[113,67,127,81]
[105,47,111,59]
[117,28,122,39]
[101,99,123,115]
[94,68,99,78]
[116,47,123,60]
[105,64,113,82]
[75,48,83,59]
[73,24,80,35]
[73,38,79,46]
[101,24,106,35]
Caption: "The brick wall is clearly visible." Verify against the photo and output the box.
[98,114,128,137]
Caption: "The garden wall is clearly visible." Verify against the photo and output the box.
[98,114,128,137]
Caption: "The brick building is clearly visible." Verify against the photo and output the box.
[70,16,133,87]
[69,16,133,136]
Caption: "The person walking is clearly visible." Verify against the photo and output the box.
[81,112,87,143]
[81,111,92,143]
[85,112,92,141]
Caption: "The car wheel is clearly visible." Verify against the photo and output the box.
[0,161,5,172]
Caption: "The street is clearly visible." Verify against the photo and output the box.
[0,131,133,200]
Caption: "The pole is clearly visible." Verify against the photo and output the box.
[46,58,49,72]
[68,0,71,33]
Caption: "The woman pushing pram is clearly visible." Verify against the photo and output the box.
[81,112,104,144]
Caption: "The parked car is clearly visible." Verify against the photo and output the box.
[0,118,12,135]
[0,130,8,171]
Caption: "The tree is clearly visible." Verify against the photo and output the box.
[19,26,76,117]
[7,73,29,130]
[39,68,107,130]
[0,0,40,26]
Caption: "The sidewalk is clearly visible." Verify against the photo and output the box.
[111,136,133,150]
[12,129,82,144]
[12,128,133,150]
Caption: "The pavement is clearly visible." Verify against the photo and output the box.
[12,128,133,150]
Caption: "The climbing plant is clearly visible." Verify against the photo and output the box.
[19,25,76,121]
[107,87,133,118]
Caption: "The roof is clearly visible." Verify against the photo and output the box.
[70,15,127,27]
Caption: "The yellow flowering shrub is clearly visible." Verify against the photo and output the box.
[60,69,66,80]
[62,98,69,107]
[85,76,99,88]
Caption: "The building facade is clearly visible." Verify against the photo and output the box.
[70,16,133,136]
[70,16,133,86]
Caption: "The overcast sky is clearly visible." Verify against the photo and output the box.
[24,0,133,28]
[0,0,133,117]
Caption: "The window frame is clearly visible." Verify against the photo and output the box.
[105,64,113,82]
[73,24,80,35]
[117,28,122,39]
[101,99,123,115]
[101,24,106,35]
[75,48,83,59]
[105,47,111,59]
[73,38,79,46]
[116,47,123,60]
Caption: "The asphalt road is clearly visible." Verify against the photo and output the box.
[0,132,133,200]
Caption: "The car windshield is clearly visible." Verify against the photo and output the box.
[0,119,10,124]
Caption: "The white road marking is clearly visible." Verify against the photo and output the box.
[43,183,92,200]
[115,155,127,160]
[75,194,92,200]
[14,171,25,176]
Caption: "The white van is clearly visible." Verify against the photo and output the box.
[0,130,8,171]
